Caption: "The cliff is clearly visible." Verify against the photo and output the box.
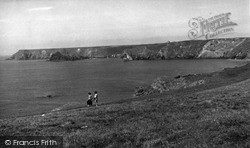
[8,37,250,61]
[7,46,127,60]
[122,38,250,60]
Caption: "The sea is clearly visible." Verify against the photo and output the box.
[0,58,248,118]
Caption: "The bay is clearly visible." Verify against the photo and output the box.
[0,58,248,118]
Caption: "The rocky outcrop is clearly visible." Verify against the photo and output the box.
[198,38,248,59]
[121,46,160,60]
[8,38,250,61]
[49,51,89,61]
[135,63,250,96]
[134,74,208,96]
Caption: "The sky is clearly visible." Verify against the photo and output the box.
[0,0,250,55]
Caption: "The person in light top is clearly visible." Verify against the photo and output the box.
[93,91,98,106]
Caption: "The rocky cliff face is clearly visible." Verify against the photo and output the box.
[48,51,90,61]
[198,38,249,59]
[8,38,250,61]
[122,38,250,60]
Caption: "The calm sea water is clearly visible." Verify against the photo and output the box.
[0,58,248,118]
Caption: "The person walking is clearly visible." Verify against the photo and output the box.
[93,91,98,106]
[87,92,93,107]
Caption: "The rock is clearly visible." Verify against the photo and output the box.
[37,92,58,99]
[134,86,145,96]
[135,74,207,96]
[81,125,88,129]
[49,52,69,61]
[47,95,52,98]
[174,75,181,79]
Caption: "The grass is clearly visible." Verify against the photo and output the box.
[0,67,250,147]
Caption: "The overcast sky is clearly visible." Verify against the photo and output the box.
[0,0,250,55]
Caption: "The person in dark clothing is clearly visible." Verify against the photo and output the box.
[87,92,93,107]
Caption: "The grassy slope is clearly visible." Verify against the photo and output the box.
[0,69,250,147]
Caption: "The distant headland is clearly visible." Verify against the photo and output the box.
[7,37,250,61]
